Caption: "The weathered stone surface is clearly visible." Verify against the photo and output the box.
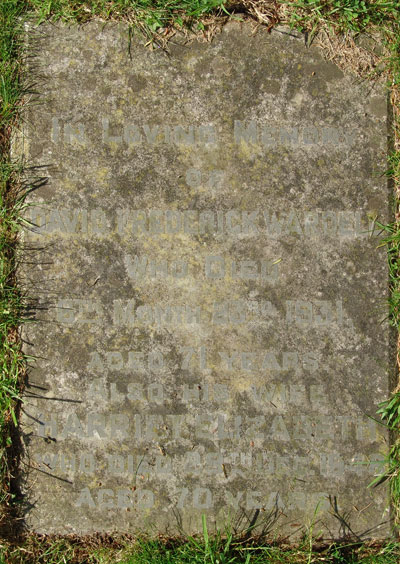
[20,21,391,538]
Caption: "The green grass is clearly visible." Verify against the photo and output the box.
[2,532,400,563]
[89,537,400,564]
[287,0,400,34]
[286,1,400,85]
[24,0,230,37]
[0,0,30,515]
[2,0,400,561]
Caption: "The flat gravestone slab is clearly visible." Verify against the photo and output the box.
[21,21,391,538]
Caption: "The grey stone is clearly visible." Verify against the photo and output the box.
[20,21,391,538]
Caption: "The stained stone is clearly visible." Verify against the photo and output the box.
[20,21,391,538]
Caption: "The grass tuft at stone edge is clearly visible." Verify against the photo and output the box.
[2,529,400,563]
[0,0,32,517]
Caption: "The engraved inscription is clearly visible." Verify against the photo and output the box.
[21,22,389,536]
